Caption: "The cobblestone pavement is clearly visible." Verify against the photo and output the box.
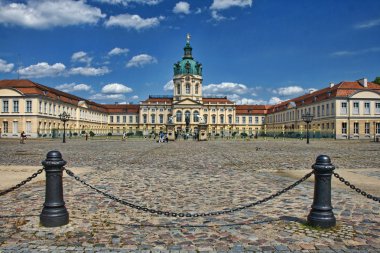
[0,138,379,252]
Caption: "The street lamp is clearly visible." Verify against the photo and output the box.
[302,112,314,144]
[59,111,70,143]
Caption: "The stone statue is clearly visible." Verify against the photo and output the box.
[168,116,175,124]
[186,33,191,44]
[197,115,204,124]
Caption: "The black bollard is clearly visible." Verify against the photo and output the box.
[307,155,336,228]
[40,151,69,227]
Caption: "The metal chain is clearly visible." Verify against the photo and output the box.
[0,168,44,196]
[64,168,313,217]
[333,172,380,203]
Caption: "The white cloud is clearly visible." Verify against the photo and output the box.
[19,62,66,78]
[105,13,164,30]
[331,47,380,57]
[0,0,105,29]
[56,83,92,93]
[95,0,161,6]
[272,86,305,96]
[164,80,174,91]
[0,59,14,73]
[90,93,126,100]
[269,97,283,105]
[354,18,380,29]
[102,83,133,94]
[173,2,190,14]
[210,0,252,10]
[126,54,157,68]
[69,66,110,76]
[130,95,139,100]
[211,10,226,21]
[108,47,129,57]
[71,51,92,65]
[203,82,250,95]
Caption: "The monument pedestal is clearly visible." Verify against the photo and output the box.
[166,124,176,141]
[198,124,208,141]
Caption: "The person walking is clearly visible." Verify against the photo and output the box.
[20,131,26,144]
[122,132,126,141]
[85,133,88,141]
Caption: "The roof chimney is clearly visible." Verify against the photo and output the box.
[329,82,335,88]
[358,78,368,88]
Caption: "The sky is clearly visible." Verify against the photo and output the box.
[0,0,379,105]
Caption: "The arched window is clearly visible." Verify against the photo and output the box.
[193,110,199,122]
[186,83,190,94]
[195,84,199,94]
[151,114,155,124]
[203,114,208,123]
[228,114,232,124]
[185,110,191,121]
[176,111,182,122]
[220,115,224,124]
[177,84,181,94]
[159,114,164,124]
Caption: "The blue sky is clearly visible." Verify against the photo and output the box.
[0,0,379,105]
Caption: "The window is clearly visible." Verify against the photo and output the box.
[151,114,155,123]
[242,117,246,124]
[49,103,52,114]
[143,114,147,123]
[212,115,216,124]
[249,117,252,124]
[255,117,259,124]
[116,116,120,123]
[185,111,191,123]
[365,123,370,134]
[203,114,208,123]
[13,121,18,134]
[375,102,380,114]
[3,121,8,133]
[353,102,359,115]
[186,83,190,94]
[341,102,347,115]
[317,106,320,117]
[220,115,224,124]
[326,104,330,116]
[129,115,133,123]
[53,104,56,115]
[39,101,42,113]
[3,100,9,112]
[193,111,199,122]
[26,101,32,113]
[44,102,47,114]
[236,116,239,124]
[195,84,199,94]
[13,100,19,113]
[177,84,181,94]
[342,122,347,134]
[376,123,380,134]
[364,102,370,114]
[26,121,32,134]
[262,117,265,124]
[176,111,182,122]
[228,115,232,124]
[110,116,114,123]
[123,116,126,123]
[321,105,325,116]
[353,122,359,134]
[159,114,163,124]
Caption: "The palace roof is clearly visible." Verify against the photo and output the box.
[236,105,271,115]
[268,80,380,113]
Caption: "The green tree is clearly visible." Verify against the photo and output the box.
[373,77,380,85]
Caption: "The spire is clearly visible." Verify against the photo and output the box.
[183,33,193,60]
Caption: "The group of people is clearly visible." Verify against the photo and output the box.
[157,132,169,143]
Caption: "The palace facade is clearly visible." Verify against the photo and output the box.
[1,37,380,140]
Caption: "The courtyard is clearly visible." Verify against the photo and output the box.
[0,138,379,252]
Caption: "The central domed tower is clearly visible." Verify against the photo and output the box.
[173,34,203,102]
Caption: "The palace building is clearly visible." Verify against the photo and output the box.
[1,36,380,140]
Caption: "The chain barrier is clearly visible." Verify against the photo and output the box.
[64,167,313,217]
[0,168,44,196]
[333,172,380,203]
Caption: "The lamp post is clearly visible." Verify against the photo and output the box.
[302,112,314,144]
[59,112,70,143]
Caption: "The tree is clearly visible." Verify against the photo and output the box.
[373,77,380,85]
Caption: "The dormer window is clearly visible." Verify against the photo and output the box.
[327,91,331,97]
[302,100,305,105]
[43,91,48,95]
[313,96,317,102]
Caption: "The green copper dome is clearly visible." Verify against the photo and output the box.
[173,38,202,76]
